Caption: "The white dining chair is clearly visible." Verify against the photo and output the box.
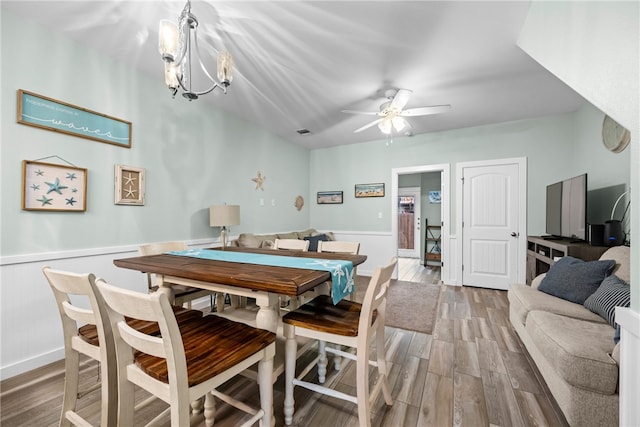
[274,238,310,310]
[282,258,397,427]
[139,241,219,310]
[43,266,117,427]
[96,277,276,427]
[273,238,310,251]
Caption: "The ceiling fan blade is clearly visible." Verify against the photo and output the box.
[354,118,384,133]
[341,109,383,116]
[400,105,451,116]
[389,89,412,111]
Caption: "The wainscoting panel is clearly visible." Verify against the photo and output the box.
[616,307,640,426]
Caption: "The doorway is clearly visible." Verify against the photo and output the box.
[398,187,421,258]
[392,164,450,284]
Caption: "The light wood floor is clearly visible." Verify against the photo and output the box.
[0,258,568,426]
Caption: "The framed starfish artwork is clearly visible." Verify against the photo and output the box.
[22,160,87,212]
[115,164,145,206]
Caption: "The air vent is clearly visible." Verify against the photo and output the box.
[296,129,312,135]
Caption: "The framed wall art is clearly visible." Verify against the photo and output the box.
[22,160,87,212]
[429,190,441,204]
[115,164,145,205]
[355,183,385,198]
[17,89,132,148]
[317,191,343,204]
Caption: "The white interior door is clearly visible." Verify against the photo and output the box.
[459,159,526,290]
[398,187,421,258]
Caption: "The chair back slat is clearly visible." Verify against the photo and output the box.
[274,238,310,251]
[61,301,96,325]
[317,240,360,255]
[139,241,187,255]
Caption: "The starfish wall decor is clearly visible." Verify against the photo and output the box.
[252,171,266,191]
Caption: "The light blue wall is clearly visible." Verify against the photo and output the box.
[1,9,631,257]
[1,10,310,257]
[309,103,630,235]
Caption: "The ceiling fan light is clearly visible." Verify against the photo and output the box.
[378,118,392,134]
[158,19,178,61]
[392,116,407,132]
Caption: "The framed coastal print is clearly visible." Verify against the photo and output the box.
[429,190,441,203]
[115,164,145,205]
[317,191,343,204]
[355,183,385,198]
[22,160,87,212]
[17,89,132,148]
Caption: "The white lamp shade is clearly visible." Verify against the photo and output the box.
[209,205,240,227]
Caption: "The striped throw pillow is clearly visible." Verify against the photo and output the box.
[584,275,630,327]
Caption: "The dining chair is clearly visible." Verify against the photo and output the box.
[43,266,117,427]
[317,240,360,301]
[273,238,310,310]
[43,266,204,427]
[282,257,397,427]
[273,238,310,251]
[96,277,276,427]
[139,241,218,310]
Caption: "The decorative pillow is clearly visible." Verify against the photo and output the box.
[537,256,616,304]
[304,234,329,251]
[237,233,261,248]
[261,239,275,249]
[277,232,299,240]
[584,274,630,328]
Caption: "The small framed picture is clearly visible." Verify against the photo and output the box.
[22,160,87,212]
[355,183,385,198]
[429,190,441,204]
[115,164,145,205]
[317,191,343,204]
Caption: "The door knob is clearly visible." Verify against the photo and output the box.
[511,232,519,237]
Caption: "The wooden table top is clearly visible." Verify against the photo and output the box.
[114,247,367,297]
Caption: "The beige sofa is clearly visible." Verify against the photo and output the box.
[508,245,630,427]
[229,228,334,249]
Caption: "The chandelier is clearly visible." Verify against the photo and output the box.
[158,0,233,100]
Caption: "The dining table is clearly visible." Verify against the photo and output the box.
[113,246,367,334]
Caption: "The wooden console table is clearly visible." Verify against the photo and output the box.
[526,236,609,285]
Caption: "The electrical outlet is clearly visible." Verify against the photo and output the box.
[260,198,264,206]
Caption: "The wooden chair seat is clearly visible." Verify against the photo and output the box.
[78,306,203,346]
[134,315,276,387]
[282,295,377,337]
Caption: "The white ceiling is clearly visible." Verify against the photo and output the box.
[3,1,586,149]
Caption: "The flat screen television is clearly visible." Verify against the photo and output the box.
[545,173,587,241]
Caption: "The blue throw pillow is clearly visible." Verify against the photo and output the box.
[303,234,329,251]
[537,256,616,304]
[584,274,630,328]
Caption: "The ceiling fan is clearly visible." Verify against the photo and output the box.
[342,89,451,135]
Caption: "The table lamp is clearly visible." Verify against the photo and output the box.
[209,205,240,248]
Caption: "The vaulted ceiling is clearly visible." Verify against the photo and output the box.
[3,1,586,149]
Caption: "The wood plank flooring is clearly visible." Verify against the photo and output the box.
[0,258,568,426]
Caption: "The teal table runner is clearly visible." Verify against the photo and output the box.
[166,249,354,304]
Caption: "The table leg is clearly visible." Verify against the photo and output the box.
[155,274,175,303]
[255,293,280,333]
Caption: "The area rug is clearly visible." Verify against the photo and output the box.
[354,276,440,334]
